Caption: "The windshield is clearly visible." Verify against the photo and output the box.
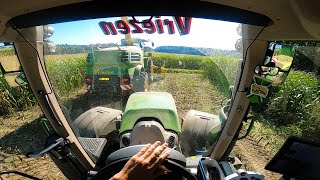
[43,16,243,161]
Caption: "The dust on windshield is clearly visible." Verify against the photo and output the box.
[43,16,242,161]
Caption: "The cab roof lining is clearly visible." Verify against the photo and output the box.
[7,0,272,28]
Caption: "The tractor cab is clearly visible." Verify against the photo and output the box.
[0,1,320,180]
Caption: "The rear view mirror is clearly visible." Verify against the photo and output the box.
[254,42,295,85]
[254,65,290,85]
[255,65,280,76]
[43,25,56,53]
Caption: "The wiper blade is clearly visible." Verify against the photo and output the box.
[0,170,41,180]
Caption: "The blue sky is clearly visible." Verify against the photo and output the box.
[50,16,241,50]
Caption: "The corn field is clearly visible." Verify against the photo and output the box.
[0,48,15,57]
[152,53,239,95]
[0,54,87,116]
[45,54,87,96]
[0,51,239,116]
[1,47,319,155]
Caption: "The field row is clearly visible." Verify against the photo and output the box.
[0,53,237,116]
[1,51,319,145]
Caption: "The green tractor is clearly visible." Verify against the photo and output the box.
[85,38,154,95]
[117,92,226,155]
[71,91,229,179]
[73,91,226,151]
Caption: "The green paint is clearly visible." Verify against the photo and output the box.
[248,95,261,104]
[86,53,94,75]
[119,92,181,134]
[208,114,223,142]
[40,118,56,136]
[86,49,142,78]
[93,50,121,64]
[247,75,273,103]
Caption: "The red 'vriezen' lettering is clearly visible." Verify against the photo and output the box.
[164,19,175,34]
[142,20,156,34]
[99,21,118,35]
[99,16,192,35]
[155,19,164,34]
[129,20,143,33]
[115,20,130,34]
[173,17,192,35]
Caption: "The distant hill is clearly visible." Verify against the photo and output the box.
[154,46,206,56]
[154,46,241,58]
[195,47,242,58]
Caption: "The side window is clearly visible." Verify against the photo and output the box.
[0,43,25,87]
[239,41,320,179]
[0,43,34,116]
[0,43,20,71]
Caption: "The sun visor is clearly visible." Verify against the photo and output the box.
[7,0,272,29]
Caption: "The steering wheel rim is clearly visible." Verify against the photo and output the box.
[92,157,197,180]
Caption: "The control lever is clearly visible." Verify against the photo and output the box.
[27,137,65,157]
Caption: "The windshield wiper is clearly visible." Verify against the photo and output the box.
[0,170,41,180]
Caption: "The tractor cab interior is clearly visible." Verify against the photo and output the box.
[0,1,320,180]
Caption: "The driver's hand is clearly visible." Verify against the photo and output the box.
[110,141,172,180]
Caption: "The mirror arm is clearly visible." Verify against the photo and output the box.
[236,117,255,140]
[0,63,6,74]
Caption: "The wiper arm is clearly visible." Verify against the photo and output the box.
[0,170,41,180]
[26,137,64,157]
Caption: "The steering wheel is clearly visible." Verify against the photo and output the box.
[92,145,197,180]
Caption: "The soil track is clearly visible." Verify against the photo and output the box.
[149,73,225,118]
[234,137,282,179]
[0,107,66,180]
